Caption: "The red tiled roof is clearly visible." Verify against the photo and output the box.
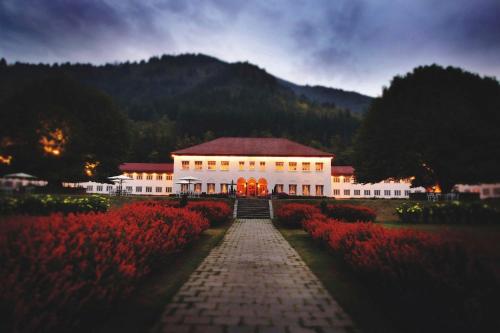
[172,137,334,157]
[331,166,354,176]
[119,163,173,173]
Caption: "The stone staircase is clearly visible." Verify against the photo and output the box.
[236,199,270,219]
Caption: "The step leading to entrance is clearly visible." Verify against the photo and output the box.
[236,199,270,219]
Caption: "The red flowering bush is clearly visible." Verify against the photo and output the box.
[0,202,209,333]
[322,204,376,222]
[303,216,499,330]
[186,201,232,225]
[275,203,321,228]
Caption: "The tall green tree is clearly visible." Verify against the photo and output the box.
[0,74,130,185]
[353,65,500,192]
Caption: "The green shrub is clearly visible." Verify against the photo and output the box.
[0,195,110,215]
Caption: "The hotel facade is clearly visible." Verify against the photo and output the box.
[78,137,431,199]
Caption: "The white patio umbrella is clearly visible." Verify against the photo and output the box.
[108,175,133,194]
[4,172,37,179]
[178,176,201,192]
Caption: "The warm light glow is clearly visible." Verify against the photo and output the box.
[39,128,67,156]
[84,161,100,177]
[0,154,12,165]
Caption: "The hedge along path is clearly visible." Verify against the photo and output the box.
[157,219,357,333]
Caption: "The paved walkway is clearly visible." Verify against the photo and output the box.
[157,219,357,333]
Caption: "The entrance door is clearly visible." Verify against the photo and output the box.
[247,178,257,196]
[257,178,268,196]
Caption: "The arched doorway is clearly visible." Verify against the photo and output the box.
[257,178,268,196]
[247,178,257,196]
[237,177,246,196]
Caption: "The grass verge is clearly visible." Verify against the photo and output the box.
[87,219,232,333]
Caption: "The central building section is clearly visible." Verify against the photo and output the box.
[171,137,333,196]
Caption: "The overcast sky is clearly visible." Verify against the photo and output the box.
[1,0,499,96]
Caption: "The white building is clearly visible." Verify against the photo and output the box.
[455,183,500,199]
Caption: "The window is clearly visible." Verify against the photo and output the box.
[344,189,350,196]
[238,161,245,170]
[145,174,152,180]
[136,174,143,180]
[220,183,228,193]
[275,161,284,171]
[156,187,162,193]
[302,185,310,196]
[125,186,132,192]
[333,189,340,196]
[156,174,163,180]
[166,187,172,193]
[289,184,297,195]
[374,190,381,196]
[395,190,401,196]
[220,161,229,171]
[343,176,351,183]
[194,183,201,193]
[136,186,142,193]
[315,162,324,171]
[354,190,360,196]
[384,190,391,196]
[316,185,324,196]
[97,185,103,191]
[86,185,93,191]
[208,161,216,170]
[166,175,172,180]
[333,176,340,183]
[107,185,113,192]
[482,188,490,195]
[352,176,357,184]
[207,183,215,194]
[181,184,188,192]
[404,190,410,196]
[259,161,266,171]
[181,161,190,170]
[364,190,370,196]
[249,161,255,170]
[146,186,152,193]
[302,162,310,171]
[195,161,202,170]
[275,184,284,193]
[288,162,297,171]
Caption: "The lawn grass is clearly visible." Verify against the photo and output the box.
[84,219,233,333]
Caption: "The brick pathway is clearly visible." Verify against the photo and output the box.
[157,219,357,333]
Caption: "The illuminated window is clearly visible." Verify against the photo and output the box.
[136,174,143,180]
[194,183,201,193]
[239,161,245,170]
[333,176,340,183]
[181,161,190,170]
[166,187,172,193]
[220,183,228,193]
[344,189,350,196]
[289,184,297,195]
[156,187,162,193]
[374,190,381,196]
[395,190,401,196]
[146,174,153,180]
[364,190,370,196]
[156,175,163,180]
[259,161,266,171]
[302,162,310,171]
[275,162,284,171]
[136,186,142,193]
[384,190,391,196]
[207,183,215,194]
[146,186,152,193]
[354,190,360,196]
[288,162,297,171]
[315,162,323,171]
[276,184,284,192]
[195,161,202,170]
[343,176,351,183]
[316,185,324,196]
[208,161,216,170]
[220,161,229,171]
[166,175,172,180]
[249,161,255,170]
[302,185,310,196]
[333,189,340,196]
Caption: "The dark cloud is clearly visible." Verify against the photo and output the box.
[0,0,499,95]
